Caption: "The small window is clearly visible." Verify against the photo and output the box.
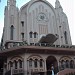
[10,15,14,24]
[14,60,17,69]
[64,31,68,44]
[61,60,65,70]
[34,59,38,68]
[65,60,69,68]
[70,60,74,68]
[29,58,32,67]
[21,21,24,27]
[19,59,22,68]
[40,59,43,67]
[9,61,13,67]
[29,32,33,38]
[21,33,24,40]
[10,25,14,40]
[34,32,38,38]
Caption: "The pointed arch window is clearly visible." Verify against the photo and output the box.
[21,33,24,41]
[21,21,24,27]
[34,59,38,68]
[64,31,68,44]
[40,59,43,67]
[29,58,33,67]
[9,61,13,68]
[61,60,65,70]
[14,60,17,69]
[34,32,38,38]
[10,25,14,40]
[18,59,22,68]
[70,60,74,69]
[65,60,69,68]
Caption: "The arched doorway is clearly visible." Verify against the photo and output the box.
[46,56,58,74]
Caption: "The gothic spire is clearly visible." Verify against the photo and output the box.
[55,0,62,9]
[7,0,16,6]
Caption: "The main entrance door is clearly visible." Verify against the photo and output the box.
[46,56,58,75]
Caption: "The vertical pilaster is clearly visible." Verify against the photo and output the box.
[44,59,47,75]
[24,54,28,75]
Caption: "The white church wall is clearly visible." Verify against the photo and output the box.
[3,0,72,46]
[26,0,58,44]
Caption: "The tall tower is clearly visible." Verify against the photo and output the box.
[55,0,72,45]
[7,0,16,15]
[3,0,19,46]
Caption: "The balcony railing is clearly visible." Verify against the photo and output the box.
[5,69,24,75]
[4,65,75,75]
[5,70,11,75]
[0,42,75,51]
[12,69,24,74]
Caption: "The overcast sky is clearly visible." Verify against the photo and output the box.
[0,0,75,45]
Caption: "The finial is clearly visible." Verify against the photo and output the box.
[7,0,16,6]
[55,0,62,9]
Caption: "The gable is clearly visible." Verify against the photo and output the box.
[27,0,56,17]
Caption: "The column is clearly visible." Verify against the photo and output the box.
[32,60,34,72]
[24,56,28,75]
[57,61,60,71]
[17,61,19,69]
[13,62,15,70]
[38,60,40,72]
[44,59,46,75]
[27,60,29,71]
[3,65,5,75]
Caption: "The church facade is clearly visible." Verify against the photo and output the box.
[2,0,72,45]
[0,0,75,75]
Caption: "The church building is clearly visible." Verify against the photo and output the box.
[0,0,75,75]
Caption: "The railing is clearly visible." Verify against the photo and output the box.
[4,65,75,75]
[0,42,75,51]
[5,70,11,75]
[12,69,24,74]
[5,69,24,75]
[0,41,28,51]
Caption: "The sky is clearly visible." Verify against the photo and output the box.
[0,0,75,45]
